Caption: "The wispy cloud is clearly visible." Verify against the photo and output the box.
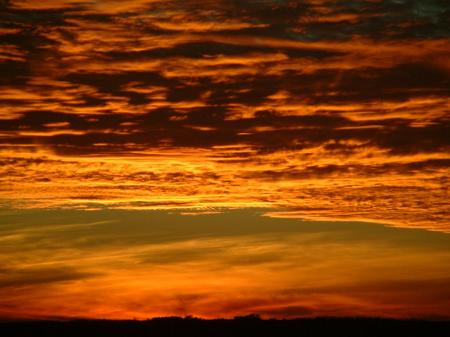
[0,209,449,319]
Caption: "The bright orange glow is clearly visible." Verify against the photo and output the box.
[0,0,449,320]
[0,210,449,320]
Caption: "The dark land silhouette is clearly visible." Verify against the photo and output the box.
[1,315,449,337]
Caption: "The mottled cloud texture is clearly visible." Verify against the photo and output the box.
[1,0,449,230]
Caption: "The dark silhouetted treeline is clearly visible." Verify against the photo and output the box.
[1,315,449,337]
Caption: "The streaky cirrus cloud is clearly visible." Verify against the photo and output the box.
[0,209,449,319]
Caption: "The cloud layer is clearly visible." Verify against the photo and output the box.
[0,0,449,230]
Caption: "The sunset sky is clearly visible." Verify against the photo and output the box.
[0,0,449,320]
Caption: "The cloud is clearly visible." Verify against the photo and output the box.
[0,209,450,319]
[0,266,97,289]
[0,1,449,320]
[256,305,313,318]
[0,0,449,231]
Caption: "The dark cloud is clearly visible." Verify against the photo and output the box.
[0,266,96,289]
[0,0,448,229]
[257,305,313,318]
[299,277,450,306]
[242,158,450,181]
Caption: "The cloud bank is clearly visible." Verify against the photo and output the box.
[0,0,449,230]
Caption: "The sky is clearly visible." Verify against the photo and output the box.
[0,0,449,320]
